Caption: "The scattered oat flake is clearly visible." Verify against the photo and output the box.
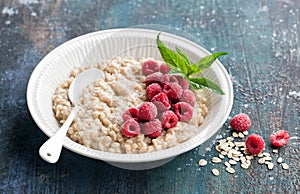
[272,149,278,153]
[243,131,249,135]
[263,152,271,157]
[281,163,289,170]
[212,157,222,163]
[198,159,207,166]
[241,162,249,169]
[264,156,272,161]
[258,158,265,164]
[226,167,235,174]
[229,159,237,165]
[212,168,220,176]
[277,157,283,163]
[232,132,238,137]
[224,161,231,167]
[238,133,245,138]
[267,163,274,170]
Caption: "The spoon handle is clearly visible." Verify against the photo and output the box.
[39,106,79,163]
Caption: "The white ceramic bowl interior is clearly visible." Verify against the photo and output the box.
[27,28,233,170]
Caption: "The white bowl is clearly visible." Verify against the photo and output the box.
[27,28,233,170]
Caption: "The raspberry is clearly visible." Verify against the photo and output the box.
[230,113,251,132]
[122,107,139,122]
[163,82,183,102]
[245,134,265,154]
[159,63,171,74]
[160,111,178,129]
[142,59,159,76]
[176,76,189,89]
[168,75,179,83]
[180,89,196,106]
[146,83,162,100]
[270,130,290,147]
[141,119,162,138]
[121,119,141,138]
[151,92,171,113]
[173,102,193,122]
[145,72,169,87]
[137,102,157,121]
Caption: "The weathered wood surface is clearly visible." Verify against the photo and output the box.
[0,0,299,193]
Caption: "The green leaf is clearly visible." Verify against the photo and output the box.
[157,34,189,75]
[156,32,228,95]
[189,77,225,95]
[187,64,201,76]
[168,68,185,76]
[176,47,190,65]
[195,52,228,72]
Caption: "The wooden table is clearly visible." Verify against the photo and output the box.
[1,0,299,193]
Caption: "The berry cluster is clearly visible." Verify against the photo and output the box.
[230,113,290,155]
[121,59,196,138]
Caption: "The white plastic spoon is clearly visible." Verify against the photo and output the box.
[39,68,104,163]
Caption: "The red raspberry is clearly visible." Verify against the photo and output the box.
[121,119,141,138]
[270,130,290,147]
[142,59,159,76]
[151,92,171,113]
[245,134,265,154]
[145,72,169,87]
[180,89,196,106]
[122,107,139,122]
[160,111,178,129]
[168,75,179,83]
[159,63,171,74]
[137,102,157,121]
[141,119,162,138]
[230,113,251,132]
[146,83,162,100]
[176,76,189,89]
[173,102,193,122]
[163,82,183,102]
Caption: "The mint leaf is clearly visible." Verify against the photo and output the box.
[176,47,190,65]
[156,32,227,95]
[157,34,189,75]
[168,68,185,77]
[195,52,228,72]
[189,77,225,95]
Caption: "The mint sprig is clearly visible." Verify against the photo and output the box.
[157,33,227,95]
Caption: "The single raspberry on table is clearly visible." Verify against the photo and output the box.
[245,134,265,154]
[142,59,160,76]
[230,113,251,132]
[270,130,290,147]
[151,92,171,113]
[180,89,196,107]
[137,102,157,121]
[122,107,139,122]
[145,72,169,87]
[160,110,178,129]
[141,119,162,138]
[175,76,189,89]
[160,63,171,74]
[146,83,162,100]
[173,102,193,122]
[121,119,141,138]
[163,82,183,102]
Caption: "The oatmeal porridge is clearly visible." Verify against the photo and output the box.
[52,56,208,154]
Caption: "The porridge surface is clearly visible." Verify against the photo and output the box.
[52,56,208,154]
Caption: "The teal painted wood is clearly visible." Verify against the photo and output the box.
[0,0,299,193]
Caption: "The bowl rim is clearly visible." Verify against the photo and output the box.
[27,28,233,163]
